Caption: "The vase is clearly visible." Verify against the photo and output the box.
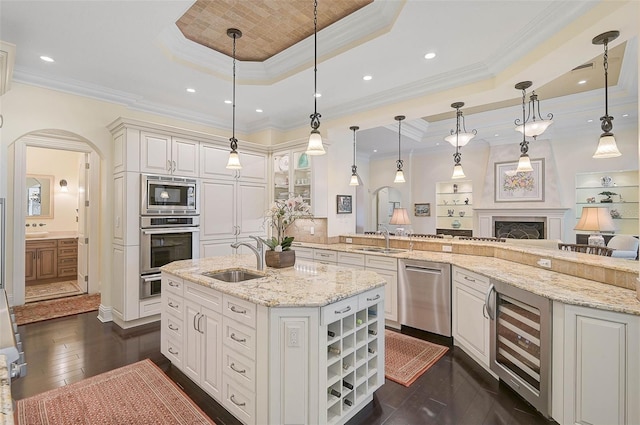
[265,250,296,268]
[451,219,461,229]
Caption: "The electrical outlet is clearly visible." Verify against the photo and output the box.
[537,258,552,268]
[310,226,315,235]
[345,237,353,244]
[288,327,300,347]
[442,245,452,252]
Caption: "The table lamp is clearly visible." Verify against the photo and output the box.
[389,208,411,236]
[574,206,616,246]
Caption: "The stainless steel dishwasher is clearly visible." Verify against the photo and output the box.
[398,259,452,337]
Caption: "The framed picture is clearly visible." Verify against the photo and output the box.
[495,158,545,202]
[337,195,352,214]
[388,201,400,217]
[414,203,431,217]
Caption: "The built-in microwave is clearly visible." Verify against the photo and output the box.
[141,174,197,215]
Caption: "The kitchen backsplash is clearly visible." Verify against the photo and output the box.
[289,218,329,244]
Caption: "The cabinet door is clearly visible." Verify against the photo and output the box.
[25,247,36,281]
[172,137,199,177]
[183,300,202,384]
[37,247,58,279]
[201,239,236,258]
[237,182,267,238]
[200,144,235,180]
[452,281,489,367]
[238,151,267,183]
[140,131,172,175]
[200,306,223,399]
[374,268,398,322]
[200,180,236,239]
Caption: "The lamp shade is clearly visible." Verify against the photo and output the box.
[389,208,411,225]
[349,173,360,186]
[515,120,553,138]
[394,169,406,183]
[593,134,621,158]
[451,163,466,179]
[306,130,325,155]
[516,154,533,173]
[444,132,475,147]
[574,207,616,232]
[226,151,242,169]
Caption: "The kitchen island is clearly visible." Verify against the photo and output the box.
[160,255,387,425]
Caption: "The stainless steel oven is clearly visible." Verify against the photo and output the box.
[485,280,552,418]
[140,215,199,298]
[141,174,197,215]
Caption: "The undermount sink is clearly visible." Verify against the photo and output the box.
[202,269,264,283]
[26,231,49,239]
[354,247,406,254]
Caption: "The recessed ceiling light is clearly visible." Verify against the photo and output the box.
[40,56,54,63]
[224,100,232,104]
[578,80,587,85]
[435,142,440,146]
[256,109,263,113]
[363,75,373,81]
[622,114,629,117]
[314,92,322,98]
[373,149,378,153]
[186,88,196,93]
[494,134,499,137]
[587,119,594,123]
[424,52,436,60]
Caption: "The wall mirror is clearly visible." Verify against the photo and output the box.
[26,174,54,218]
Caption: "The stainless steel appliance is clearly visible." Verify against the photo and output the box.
[140,215,199,298]
[398,259,452,337]
[141,174,197,215]
[485,280,552,417]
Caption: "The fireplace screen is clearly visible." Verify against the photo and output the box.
[495,221,545,239]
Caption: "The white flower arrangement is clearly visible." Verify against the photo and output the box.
[261,194,312,251]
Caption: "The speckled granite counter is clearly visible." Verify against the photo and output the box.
[294,241,640,316]
[0,355,13,425]
[161,254,386,307]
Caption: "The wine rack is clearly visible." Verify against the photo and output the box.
[322,288,384,425]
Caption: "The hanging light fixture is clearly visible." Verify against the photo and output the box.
[306,0,325,156]
[393,115,406,183]
[514,81,534,173]
[514,90,553,140]
[592,30,621,158]
[225,28,243,169]
[445,102,476,147]
[447,102,475,179]
[349,126,360,186]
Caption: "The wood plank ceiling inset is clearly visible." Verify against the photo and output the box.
[176,0,372,62]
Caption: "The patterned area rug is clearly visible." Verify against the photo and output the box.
[385,330,449,387]
[16,359,215,425]
[25,280,83,303]
[14,293,101,325]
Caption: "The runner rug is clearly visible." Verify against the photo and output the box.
[15,359,215,425]
[385,329,449,387]
[13,293,101,325]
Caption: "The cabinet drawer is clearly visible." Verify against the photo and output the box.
[223,317,256,361]
[57,266,77,277]
[453,267,489,291]
[359,286,385,310]
[162,310,183,339]
[26,240,57,249]
[185,282,222,313]
[58,257,76,266]
[314,249,337,263]
[365,255,397,271]
[163,275,184,296]
[293,246,314,260]
[223,345,256,391]
[58,247,77,257]
[338,252,365,267]
[140,297,161,318]
[222,295,256,329]
[222,374,255,425]
[58,238,77,247]
[162,335,182,369]
[321,296,358,325]
[164,294,183,316]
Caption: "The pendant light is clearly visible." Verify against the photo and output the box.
[447,102,475,179]
[393,115,406,183]
[514,81,534,173]
[349,126,360,186]
[306,0,325,156]
[592,30,621,158]
[514,92,553,139]
[225,28,243,169]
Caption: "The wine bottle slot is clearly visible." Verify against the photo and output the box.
[328,346,341,355]
[368,329,377,335]
[342,380,354,390]
[344,399,353,406]
[328,330,336,338]
[329,388,341,398]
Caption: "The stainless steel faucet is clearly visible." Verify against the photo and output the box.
[378,225,390,250]
[230,235,264,271]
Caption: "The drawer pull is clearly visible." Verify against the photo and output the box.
[464,276,476,283]
[366,294,380,301]
[230,305,247,314]
[168,302,179,309]
[168,324,178,331]
[335,306,351,314]
[168,281,179,287]
[230,394,246,407]
[168,347,178,355]
[230,363,246,374]
[230,333,246,343]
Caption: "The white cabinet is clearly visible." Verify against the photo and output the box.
[161,275,185,369]
[201,144,267,183]
[553,302,640,425]
[314,249,337,265]
[364,255,398,324]
[140,131,199,177]
[452,267,492,373]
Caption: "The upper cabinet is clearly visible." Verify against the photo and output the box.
[0,40,16,96]
[200,144,267,183]
[575,170,639,236]
[140,132,199,177]
[436,180,473,234]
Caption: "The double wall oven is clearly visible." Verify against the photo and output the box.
[140,175,199,299]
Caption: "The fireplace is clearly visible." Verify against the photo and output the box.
[475,208,569,240]
[494,219,545,239]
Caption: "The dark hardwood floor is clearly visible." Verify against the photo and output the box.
[13,312,556,425]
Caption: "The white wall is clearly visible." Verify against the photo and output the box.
[325,129,358,237]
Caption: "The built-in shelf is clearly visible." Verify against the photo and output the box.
[436,180,473,233]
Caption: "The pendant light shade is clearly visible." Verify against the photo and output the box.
[514,90,553,139]
[516,153,533,173]
[451,163,466,179]
[393,115,406,184]
[306,0,325,156]
[349,125,360,186]
[447,102,474,180]
[226,28,243,170]
[592,30,621,158]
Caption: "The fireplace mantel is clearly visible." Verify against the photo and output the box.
[474,208,570,240]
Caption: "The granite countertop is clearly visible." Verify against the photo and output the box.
[294,242,640,316]
[25,230,79,241]
[0,355,13,425]
[161,254,386,308]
